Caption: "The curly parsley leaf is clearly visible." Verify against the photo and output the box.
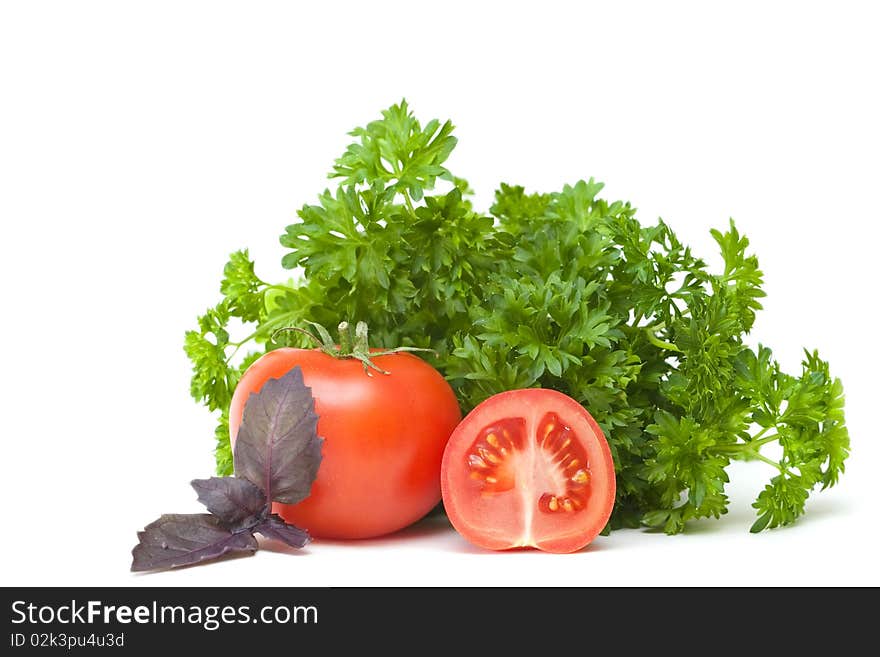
[213,408,233,476]
[332,98,457,202]
[184,302,234,413]
[743,348,849,532]
[221,249,267,323]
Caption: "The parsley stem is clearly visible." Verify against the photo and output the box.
[751,433,780,448]
[225,316,297,364]
[710,433,779,455]
[752,452,794,477]
[402,189,415,215]
[643,327,680,352]
[224,330,259,365]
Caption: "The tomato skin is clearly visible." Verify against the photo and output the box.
[441,388,616,553]
[230,348,461,539]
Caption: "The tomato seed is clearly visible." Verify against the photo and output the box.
[572,469,590,485]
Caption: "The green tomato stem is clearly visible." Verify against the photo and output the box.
[272,321,437,375]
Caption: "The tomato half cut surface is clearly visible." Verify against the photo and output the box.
[441,389,616,553]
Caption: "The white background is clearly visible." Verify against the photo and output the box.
[2,1,878,587]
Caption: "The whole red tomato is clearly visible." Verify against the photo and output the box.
[229,346,461,539]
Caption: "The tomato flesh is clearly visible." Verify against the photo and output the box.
[441,389,615,553]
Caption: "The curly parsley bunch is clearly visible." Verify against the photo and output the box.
[186,101,848,534]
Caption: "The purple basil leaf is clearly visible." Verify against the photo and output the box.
[255,514,311,549]
[233,366,323,505]
[191,476,266,528]
[131,514,258,572]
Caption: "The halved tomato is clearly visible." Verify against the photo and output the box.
[440,389,615,553]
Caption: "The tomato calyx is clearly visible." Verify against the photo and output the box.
[273,320,435,375]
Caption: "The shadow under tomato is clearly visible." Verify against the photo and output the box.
[255,536,319,555]
[264,512,457,552]
[440,532,611,556]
